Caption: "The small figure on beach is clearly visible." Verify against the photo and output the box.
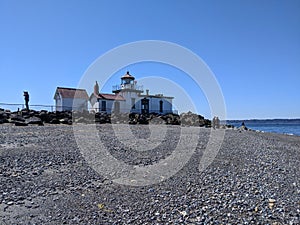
[240,121,248,130]
[23,91,29,111]
[212,116,220,129]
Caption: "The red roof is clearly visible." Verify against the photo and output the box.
[96,93,125,101]
[55,87,89,99]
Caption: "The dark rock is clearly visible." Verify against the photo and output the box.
[138,114,149,124]
[180,111,210,127]
[10,114,25,122]
[0,111,9,120]
[74,117,86,124]
[14,121,28,126]
[50,118,60,124]
[0,108,212,127]
[39,111,51,123]
[149,116,164,125]
[21,110,30,117]
[27,116,44,125]
[0,118,9,124]
[59,118,69,124]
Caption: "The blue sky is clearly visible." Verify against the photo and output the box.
[0,0,299,119]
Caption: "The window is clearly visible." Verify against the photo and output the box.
[101,101,106,111]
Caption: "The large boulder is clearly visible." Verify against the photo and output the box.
[27,116,44,126]
[95,112,110,124]
[14,121,28,126]
[180,111,199,126]
[138,114,149,124]
[50,118,60,124]
[10,114,25,122]
[162,113,180,125]
[149,115,164,125]
[0,111,9,120]
[180,111,210,127]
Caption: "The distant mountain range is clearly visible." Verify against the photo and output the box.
[226,119,300,125]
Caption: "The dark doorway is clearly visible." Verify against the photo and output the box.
[101,101,106,111]
[141,98,149,114]
[159,100,163,113]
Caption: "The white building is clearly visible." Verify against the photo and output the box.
[54,87,89,111]
[90,71,174,114]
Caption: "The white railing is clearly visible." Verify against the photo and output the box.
[112,84,144,92]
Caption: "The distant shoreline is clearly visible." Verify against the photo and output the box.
[226,119,300,136]
[226,118,300,123]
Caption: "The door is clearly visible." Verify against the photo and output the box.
[114,101,120,114]
[159,100,163,113]
[141,98,149,114]
[101,101,106,111]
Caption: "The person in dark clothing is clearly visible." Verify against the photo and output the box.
[241,121,248,130]
[24,91,29,111]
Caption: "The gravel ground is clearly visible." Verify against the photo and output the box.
[0,124,299,224]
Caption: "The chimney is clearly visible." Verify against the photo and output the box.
[146,89,149,95]
[94,81,99,95]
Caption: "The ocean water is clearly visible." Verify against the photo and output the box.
[227,119,300,136]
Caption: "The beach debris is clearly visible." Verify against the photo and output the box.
[268,198,276,209]
[97,203,104,209]
[178,210,187,217]
[97,203,112,213]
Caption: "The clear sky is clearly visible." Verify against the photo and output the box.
[0,0,299,119]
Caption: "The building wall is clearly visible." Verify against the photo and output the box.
[90,91,173,114]
[56,98,87,111]
[148,97,173,113]
[99,99,114,113]
[91,99,122,113]
[119,91,173,114]
[134,97,173,114]
[55,94,62,111]
[119,91,140,113]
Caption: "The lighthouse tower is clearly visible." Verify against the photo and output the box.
[112,71,143,93]
[112,71,143,113]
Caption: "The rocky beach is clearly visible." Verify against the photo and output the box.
[0,123,299,224]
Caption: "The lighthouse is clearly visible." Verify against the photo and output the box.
[112,71,144,113]
[112,71,143,94]
[89,71,174,114]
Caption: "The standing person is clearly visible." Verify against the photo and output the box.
[23,91,29,111]
[212,116,216,129]
[216,116,220,129]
